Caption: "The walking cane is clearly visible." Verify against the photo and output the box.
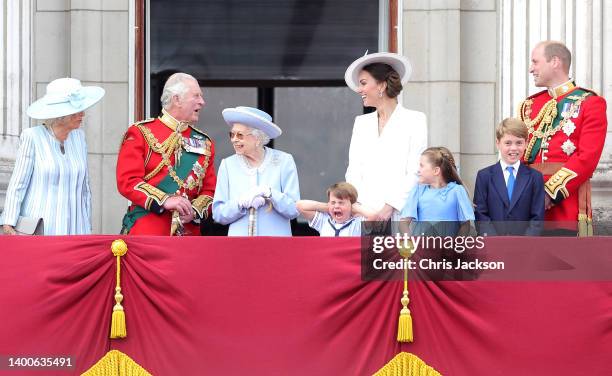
[248,207,257,236]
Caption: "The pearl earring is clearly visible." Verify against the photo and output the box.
[378,91,383,98]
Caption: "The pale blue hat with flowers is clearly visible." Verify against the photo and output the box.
[26,77,105,120]
[222,106,282,139]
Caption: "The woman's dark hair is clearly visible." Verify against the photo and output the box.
[421,146,464,186]
[362,62,403,98]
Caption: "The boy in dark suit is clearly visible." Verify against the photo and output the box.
[474,118,545,235]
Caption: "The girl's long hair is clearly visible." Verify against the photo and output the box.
[421,146,464,186]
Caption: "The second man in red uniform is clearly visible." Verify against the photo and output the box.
[518,41,607,235]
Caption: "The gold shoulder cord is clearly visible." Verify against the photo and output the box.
[137,124,209,190]
[520,92,591,162]
[519,98,557,161]
[136,124,181,181]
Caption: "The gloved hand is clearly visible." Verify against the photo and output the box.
[239,186,271,209]
[250,196,266,209]
[253,185,272,199]
[238,192,253,210]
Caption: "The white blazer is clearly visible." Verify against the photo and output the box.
[345,104,427,214]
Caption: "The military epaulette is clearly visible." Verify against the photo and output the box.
[120,118,156,148]
[577,87,599,97]
[527,89,549,99]
[131,118,155,127]
[189,125,212,141]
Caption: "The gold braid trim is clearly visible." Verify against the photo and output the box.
[134,182,169,210]
[192,194,214,219]
[136,124,209,191]
[373,352,441,376]
[545,167,577,199]
[521,92,592,162]
[519,98,558,162]
[136,124,181,182]
[81,350,152,376]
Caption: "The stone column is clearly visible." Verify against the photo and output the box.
[402,0,498,193]
[0,0,32,210]
[402,0,611,221]
[1,0,129,233]
[68,0,130,233]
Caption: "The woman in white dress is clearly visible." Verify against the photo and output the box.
[1,78,104,235]
[213,106,300,236]
[344,52,428,222]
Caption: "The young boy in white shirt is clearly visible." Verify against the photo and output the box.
[297,182,374,236]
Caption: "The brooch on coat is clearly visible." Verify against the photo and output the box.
[562,120,576,137]
[561,139,576,156]
[193,161,205,178]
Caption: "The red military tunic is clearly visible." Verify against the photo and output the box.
[116,110,216,235]
[518,82,607,233]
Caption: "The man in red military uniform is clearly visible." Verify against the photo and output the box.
[117,73,216,235]
[518,41,607,235]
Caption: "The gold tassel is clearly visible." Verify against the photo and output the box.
[110,239,128,339]
[578,214,588,237]
[397,241,414,343]
[397,288,413,342]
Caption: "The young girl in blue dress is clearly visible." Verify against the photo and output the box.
[400,146,474,236]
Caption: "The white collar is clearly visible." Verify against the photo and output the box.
[499,159,521,173]
[238,146,275,175]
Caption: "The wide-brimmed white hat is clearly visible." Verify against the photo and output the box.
[344,52,412,92]
[26,78,105,120]
[222,106,282,139]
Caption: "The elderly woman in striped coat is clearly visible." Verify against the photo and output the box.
[1,78,104,235]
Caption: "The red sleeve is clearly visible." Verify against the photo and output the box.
[116,126,169,210]
[546,95,607,200]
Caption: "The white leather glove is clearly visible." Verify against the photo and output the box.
[254,185,272,199]
[250,196,266,209]
[238,192,253,210]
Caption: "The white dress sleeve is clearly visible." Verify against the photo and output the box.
[345,116,362,186]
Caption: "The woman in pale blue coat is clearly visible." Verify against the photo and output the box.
[213,107,300,236]
[1,78,104,235]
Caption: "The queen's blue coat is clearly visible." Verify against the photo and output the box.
[212,147,300,236]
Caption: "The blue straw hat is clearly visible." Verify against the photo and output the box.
[26,77,105,120]
[222,106,282,139]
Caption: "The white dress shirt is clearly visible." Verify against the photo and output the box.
[498,159,521,185]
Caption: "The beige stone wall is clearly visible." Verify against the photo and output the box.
[402,0,612,222]
[3,0,130,233]
[402,0,498,194]
[498,0,612,221]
